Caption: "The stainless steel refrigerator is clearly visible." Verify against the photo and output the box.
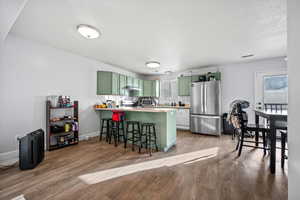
[190,80,221,136]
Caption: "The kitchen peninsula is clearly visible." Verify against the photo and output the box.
[95,107,177,152]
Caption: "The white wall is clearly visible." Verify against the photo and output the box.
[0,34,139,153]
[219,58,287,122]
[288,0,300,199]
[151,58,287,123]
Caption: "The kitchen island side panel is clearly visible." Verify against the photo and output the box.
[96,110,176,151]
[165,110,177,151]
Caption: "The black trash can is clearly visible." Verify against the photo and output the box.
[19,129,45,170]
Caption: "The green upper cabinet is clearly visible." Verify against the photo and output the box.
[126,76,133,87]
[143,80,152,96]
[191,75,199,82]
[111,73,120,94]
[119,74,126,96]
[97,71,120,95]
[151,80,160,97]
[138,79,144,96]
[212,72,221,81]
[178,76,192,96]
[97,71,162,97]
[143,80,160,97]
[133,78,139,88]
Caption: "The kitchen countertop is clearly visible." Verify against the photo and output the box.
[156,105,190,109]
[95,107,176,113]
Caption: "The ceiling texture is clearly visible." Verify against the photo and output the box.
[11,0,287,74]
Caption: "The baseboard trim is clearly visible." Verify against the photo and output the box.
[163,141,176,152]
[0,150,18,166]
[176,126,190,130]
[79,131,99,141]
[0,131,100,166]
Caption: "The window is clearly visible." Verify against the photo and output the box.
[160,80,171,98]
[263,75,288,104]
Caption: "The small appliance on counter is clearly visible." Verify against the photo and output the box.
[120,96,138,107]
[178,101,186,107]
[170,102,177,106]
[137,97,158,107]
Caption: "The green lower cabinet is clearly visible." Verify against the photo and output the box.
[119,74,126,96]
[97,71,120,95]
[178,76,191,96]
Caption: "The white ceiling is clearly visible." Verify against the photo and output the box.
[11,0,287,75]
[0,0,28,45]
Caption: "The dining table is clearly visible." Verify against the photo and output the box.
[254,109,288,174]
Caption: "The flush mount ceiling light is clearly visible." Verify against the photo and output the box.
[146,61,160,68]
[241,54,254,58]
[77,24,100,39]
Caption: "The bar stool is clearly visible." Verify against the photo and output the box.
[125,121,142,152]
[110,111,126,147]
[99,118,111,142]
[141,123,159,156]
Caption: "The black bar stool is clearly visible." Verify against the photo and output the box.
[125,121,142,152]
[99,118,111,142]
[109,120,126,147]
[141,123,158,156]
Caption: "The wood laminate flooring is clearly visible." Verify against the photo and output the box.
[0,131,288,200]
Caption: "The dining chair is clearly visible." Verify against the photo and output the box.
[263,104,288,158]
[280,130,288,168]
[264,103,288,112]
[234,104,269,156]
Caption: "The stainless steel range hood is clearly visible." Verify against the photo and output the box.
[122,85,141,91]
[122,85,141,97]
